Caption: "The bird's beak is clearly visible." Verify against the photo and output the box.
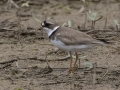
[40,26,43,30]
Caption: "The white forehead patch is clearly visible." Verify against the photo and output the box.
[42,22,45,26]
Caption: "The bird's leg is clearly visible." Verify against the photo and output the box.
[72,52,78,71]
[68,51,73,73]
[70,51,72,70]
[69,52,78,73]
[74,52,78,66]
[79,55,80,68]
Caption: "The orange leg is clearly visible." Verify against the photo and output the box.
[69,52,78,73]
[69,51,72,69]
[72,52,78,72]
[74,52,78,67]
[79,55,80,68]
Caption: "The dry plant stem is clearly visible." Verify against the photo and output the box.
[93,63,97,85]
[99,70,109,82]
[79,57,80,68]
[84,9,87,29]
[27,55,70,62]
[56,56,70,61]
[17,14,21,43]
[0,64,11,69]
[40,43,52,45]
[45,53,50,67]
[104,17,107,29]
[82,0,87,29]
[92,21,95,30]
[7,0,19,9]
[86,29,94,34]
[15,61,19,68]
[116,25,118,31]
[42,81,66,85]
[16,9,24,44]
[0,59,17,64]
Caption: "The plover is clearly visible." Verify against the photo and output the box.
[40,20,110,72]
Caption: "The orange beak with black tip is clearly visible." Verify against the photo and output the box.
[40,26,43,30]
[40,21,45,30]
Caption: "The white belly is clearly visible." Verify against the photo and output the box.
[50,39,93,52]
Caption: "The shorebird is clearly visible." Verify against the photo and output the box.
[40,20,110,73]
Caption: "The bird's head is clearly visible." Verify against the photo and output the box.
[40,20,60,37]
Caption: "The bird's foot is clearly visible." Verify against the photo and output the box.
[68,64,78,73]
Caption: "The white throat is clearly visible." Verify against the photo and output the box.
[43,26,60,37]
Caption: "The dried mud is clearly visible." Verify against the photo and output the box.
[0,0,120,90]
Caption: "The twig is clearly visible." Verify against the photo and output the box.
[104,16,107,29]
[98,70,109,83]
[116,25,119,31]
[85,29,118,34]
[81,29,119,32]
[45,52,50,67]
[42,81,66,85]
[92,21,95,30]
[15,61,19,68]
[51,55,70,61]
[0,59,17,64]
[0,64,11,69]
[16,9,23,43]
[7,0,20,9]
[84,7,87,29]
[27,56,70,62]
[93,63,97,84]
[40,43,52,45]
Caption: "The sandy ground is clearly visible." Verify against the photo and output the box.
[0,0,120,90]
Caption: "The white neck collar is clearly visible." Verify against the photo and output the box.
[43,26,60,37]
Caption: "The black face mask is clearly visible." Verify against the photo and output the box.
[43,21,52,27]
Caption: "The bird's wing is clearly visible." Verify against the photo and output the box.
[56,27,102,45]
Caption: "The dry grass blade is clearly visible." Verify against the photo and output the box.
[98,70,109,83]
[32,13,42,23]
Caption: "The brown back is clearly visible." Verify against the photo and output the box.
[49,26,101,45]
